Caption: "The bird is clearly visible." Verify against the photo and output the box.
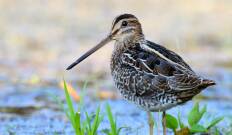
[66,14,216,135]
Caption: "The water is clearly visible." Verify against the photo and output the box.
[0,70,231,135]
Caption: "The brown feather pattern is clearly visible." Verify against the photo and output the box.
[111,39,215,111]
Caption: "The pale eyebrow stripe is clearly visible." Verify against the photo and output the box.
[112,18,137,30]
[113,14,136,27]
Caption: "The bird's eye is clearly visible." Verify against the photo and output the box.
[121,21,128,27]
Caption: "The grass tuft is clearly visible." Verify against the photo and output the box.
[61,80,123,135]
[63,79,105,135]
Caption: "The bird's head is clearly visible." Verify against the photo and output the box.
[110,14,143,41]
[66,14,143,70]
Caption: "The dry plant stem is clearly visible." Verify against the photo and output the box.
[147,112,154,135]
[162,111,167,135]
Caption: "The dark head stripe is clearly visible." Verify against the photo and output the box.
[112,14,136,28]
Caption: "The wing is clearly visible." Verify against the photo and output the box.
[120,42,204,98]
[146,40,193,71]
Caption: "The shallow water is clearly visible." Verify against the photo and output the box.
[0,69,231,135]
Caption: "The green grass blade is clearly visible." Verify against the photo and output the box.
[188,102,199,126]
[85,111,91,134]
[190,124,207,133]
[92,106,102,135]
[166,113,178,130]
[188,102,206,127]
[106,104,117,135]
[206,116,224,129]
[117,126,127,135]
[178,111,185,129]
[63,80,80,135]
[74,112,81,134]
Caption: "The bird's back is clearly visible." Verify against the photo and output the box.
[111,40,215,111]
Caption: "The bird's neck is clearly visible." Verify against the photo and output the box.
[111,34,145,74]
[114,34,145,53]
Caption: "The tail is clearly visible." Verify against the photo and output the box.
[198,79,216,89]
[178,79,216,103]
[203,79,216,86]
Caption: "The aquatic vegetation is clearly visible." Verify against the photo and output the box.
[61,80,123,135]
[57,80,225,135]
[63,80,103,135]
[102,104,124,135]
[166,102,224,134]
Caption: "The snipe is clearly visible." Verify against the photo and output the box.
[67,14,215,135]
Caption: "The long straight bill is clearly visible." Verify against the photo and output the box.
[66,35,112,70]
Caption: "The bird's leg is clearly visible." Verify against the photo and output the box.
[147,112,154,135]
[162,111,166,135]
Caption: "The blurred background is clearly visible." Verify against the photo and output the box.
[0,0,231,134]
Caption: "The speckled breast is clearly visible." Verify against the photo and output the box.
[109,47,181,112]
[110,51,161,111]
